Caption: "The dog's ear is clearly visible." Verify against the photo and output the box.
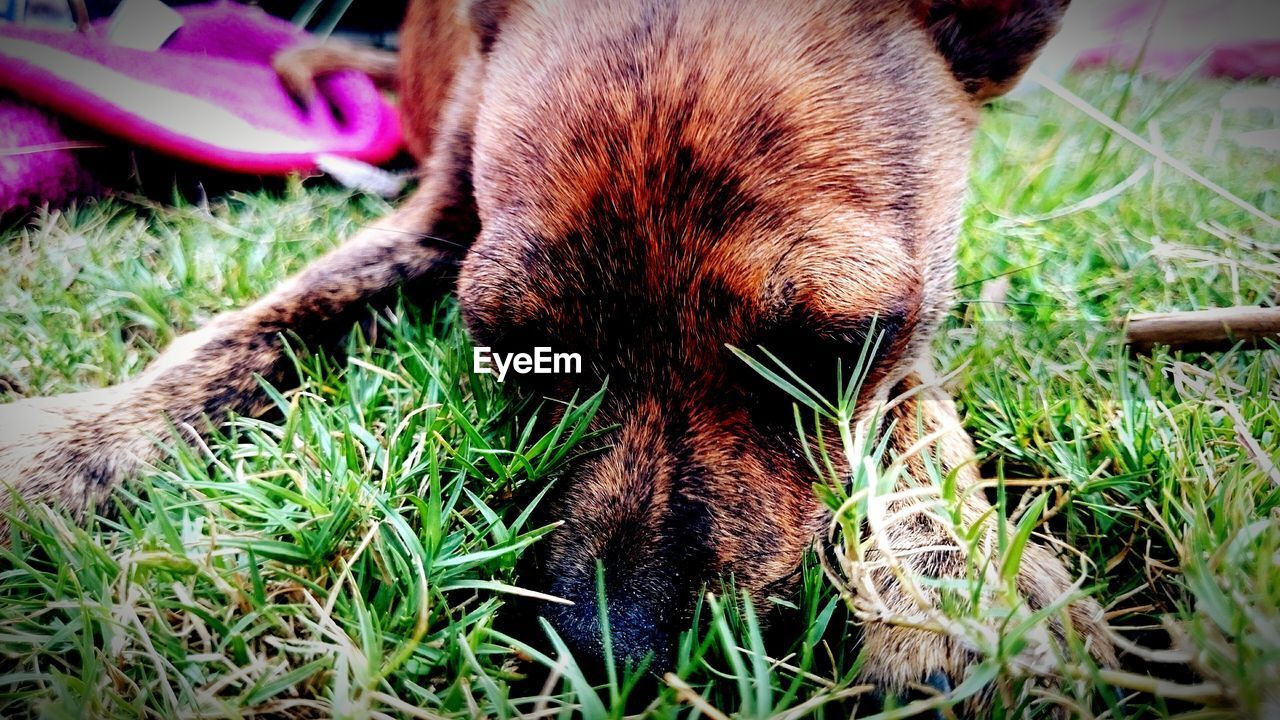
[915,0,1070,101]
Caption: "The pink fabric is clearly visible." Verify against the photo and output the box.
[0,1,401,177]
[1075,0,1280,79]
[0,97,95,211]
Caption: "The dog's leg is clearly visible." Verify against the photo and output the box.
[274,41,401,104]
[0,57,482,526]
[274,0,478,161]
[852,365,1115,706]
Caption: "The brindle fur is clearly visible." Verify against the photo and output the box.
[0,0,1114,701]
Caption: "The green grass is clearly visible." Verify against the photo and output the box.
[0,71,1277,718]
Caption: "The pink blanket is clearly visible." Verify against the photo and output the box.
[0,1,400,211]
[1074,0,1280,79]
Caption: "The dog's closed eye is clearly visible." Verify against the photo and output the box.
[735,311,905,414]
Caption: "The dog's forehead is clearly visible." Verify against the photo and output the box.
[462,0,972,339]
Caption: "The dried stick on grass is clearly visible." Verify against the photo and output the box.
[1125,306,1280,354]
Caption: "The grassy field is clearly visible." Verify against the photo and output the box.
[0,71,1277,719]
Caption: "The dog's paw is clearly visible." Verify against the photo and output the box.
[857,540,1116,714]
[0,385,156,526]
[272,44,323,106]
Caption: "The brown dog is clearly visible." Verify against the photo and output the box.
[0,0,1114,701]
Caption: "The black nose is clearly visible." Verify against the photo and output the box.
[538,574,679,680]
[540,584,680,671]
[503,453,717,683]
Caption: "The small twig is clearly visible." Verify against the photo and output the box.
[1125,306,1280,353]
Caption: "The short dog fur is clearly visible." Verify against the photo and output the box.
[0,0,1115,702]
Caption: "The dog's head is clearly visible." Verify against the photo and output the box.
[452,0,1068,671]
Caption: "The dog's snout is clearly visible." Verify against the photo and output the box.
[509,409,719,676]
[504,396,827,679]
[538,493,710,675]
[540,570,679,676]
